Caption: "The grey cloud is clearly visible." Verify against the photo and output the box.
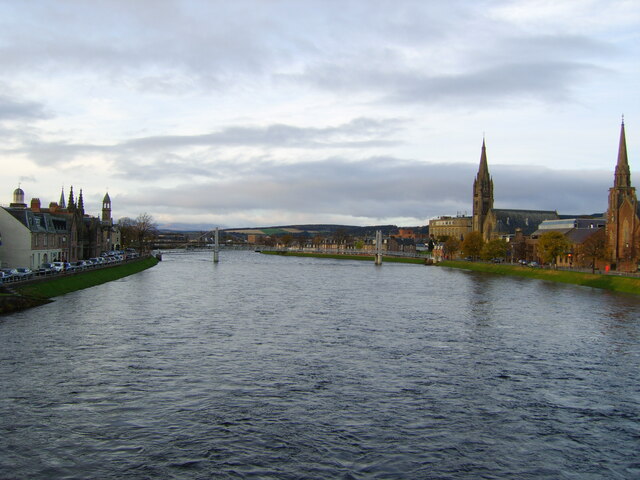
[117,157,613,224]
[14,117,402,166]
[0,95,50,121]
[302,59,601,105]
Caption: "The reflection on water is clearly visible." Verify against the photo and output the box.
[1,251,639,479]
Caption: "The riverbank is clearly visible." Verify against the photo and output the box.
[0,256,159,314]
[439,260,640,295]
[260,251,640,295]
[260,250,428,264]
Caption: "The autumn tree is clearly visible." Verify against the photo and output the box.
[279,234,294,248]
[461,231,484,259]
[481,238,509,261]
[577,229,607,273]
[444,237,460,259]
[537,231,570,267]
[312,234,324,249]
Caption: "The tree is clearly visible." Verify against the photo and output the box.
[481,238,509,261]
[133,213,158,253]
[537,231,570,267]
[117,213,158,253]
[577,229,607,273]
[461,231,484,259]
[332,228,352,246]
[117,217,136,249]
[279,234,294,248]
[312,234,324,249]
[444,237,460,259]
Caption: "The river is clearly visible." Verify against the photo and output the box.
[1,250,639,479]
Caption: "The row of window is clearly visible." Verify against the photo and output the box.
[32,233,68,248]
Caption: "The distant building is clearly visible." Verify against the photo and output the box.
[429,215,472,241]
[0,186,118,268]
[528,217,606,267]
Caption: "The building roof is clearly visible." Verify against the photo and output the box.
[3,207,69,233]
[491,209,559,236]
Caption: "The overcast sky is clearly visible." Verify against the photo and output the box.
[1,0,638,229]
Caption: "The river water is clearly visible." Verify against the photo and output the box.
[1,251,639,479]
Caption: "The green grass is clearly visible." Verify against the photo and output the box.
[261,250,427,264]
[16,257,159,299]
[439,260,640,295]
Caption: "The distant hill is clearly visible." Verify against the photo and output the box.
[158,223,428,236]
[225,224,400,236]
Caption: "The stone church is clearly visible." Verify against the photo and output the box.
[472,139,559,242]
[605,120,639,272]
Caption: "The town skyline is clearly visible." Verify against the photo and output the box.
[1,1,638,228]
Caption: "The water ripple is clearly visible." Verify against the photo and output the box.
[1,251,639,479]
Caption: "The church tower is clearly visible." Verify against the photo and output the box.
[472,138,494,235]
[102,192,112,224]
[606,119,638,271]
[59,187,66,209]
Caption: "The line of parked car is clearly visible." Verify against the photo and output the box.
[0,249,140,284]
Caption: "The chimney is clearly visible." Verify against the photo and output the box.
[30,198,41,212]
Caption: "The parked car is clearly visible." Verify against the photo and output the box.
[38,263,55,274]
[51,262,65,272]
[1,268,18,281]
[0,271,13,283]
[15,267,34,279]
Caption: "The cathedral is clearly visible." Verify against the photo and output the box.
[605,120,639,272]
[472,139,559,242]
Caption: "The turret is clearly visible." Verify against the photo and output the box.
[102,192,112,223]
[10,186,27,208]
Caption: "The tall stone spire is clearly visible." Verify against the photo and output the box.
[478,138,490,178]
[606,117,638,271]
[78,189,85,214]
[68,186,75,211]
[59,186,66,209]
[472,137,494,235]
[614,118,630,188]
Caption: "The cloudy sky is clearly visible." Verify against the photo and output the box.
[1,0,638,229]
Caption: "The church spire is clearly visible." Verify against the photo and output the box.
[472,137,494,236]
[78,189,84,214]
[478,137,489,178]
[68,185,75,210]
[614,117,630,188]
[59,186,66,209]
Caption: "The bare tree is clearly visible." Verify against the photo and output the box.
[118,213,158,253]
[134,213,158,253]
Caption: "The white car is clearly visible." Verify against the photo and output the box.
[50,262,65,272]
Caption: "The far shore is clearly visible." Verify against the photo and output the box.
[260,250,640,295]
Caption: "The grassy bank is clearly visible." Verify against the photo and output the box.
[260,250,428,264]
[439,260,640,295]
[16,256,159,299]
